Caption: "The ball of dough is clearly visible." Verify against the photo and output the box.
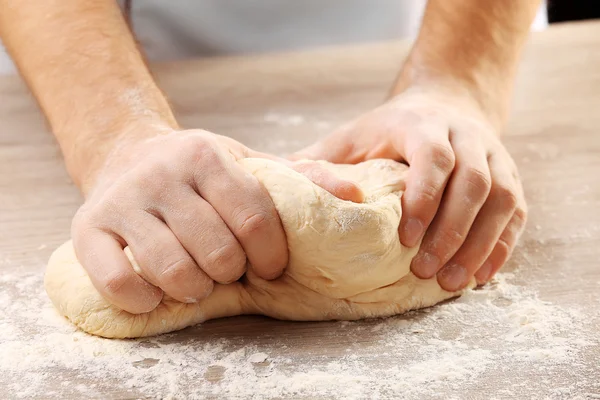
[45,158,473,338]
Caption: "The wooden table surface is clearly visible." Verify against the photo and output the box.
[1,21,599,399]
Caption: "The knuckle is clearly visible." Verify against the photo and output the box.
[513,206,528,228]
[143,158,173,182]
[204,243,247,283]
[415,180,441,205]
[186,135,221,166]
[427,142,456,173]
[491,184,519,212]
[71,207,108,238]
[158,258,196,287]
[101,270,134,296]
[133,161,173,200]
[234,210,274,239]
[464,167,492,196]
[494,238,512,262]
[435,227,466,256]
[71,210,92,235]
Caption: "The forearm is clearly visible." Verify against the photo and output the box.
[393,0,541,130]
[0,0,177,189]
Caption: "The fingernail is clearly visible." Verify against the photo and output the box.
[402,218,424,247]
[438,263,468,292]
[475,261,493,284]
[412,252,440,278]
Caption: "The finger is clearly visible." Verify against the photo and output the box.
[246,145,365,203]
[292,161,364,203]
[122,212,215,303]
[475,205,527,285]
[217,131,339,164]
[193,143,288,280]
[411,135,491,280]
[227,141,364,203]
[398,128,456,248]
[73,228,163,314]
[162,191,247,284]
[242,143,365,202]
[437,153,519,291]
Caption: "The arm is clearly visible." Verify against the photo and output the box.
[393,0,541,130]
[0,0,177,192]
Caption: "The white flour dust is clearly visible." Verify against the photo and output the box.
[263,112,332,131]
[257,112,333,156]
[1,267,598,399]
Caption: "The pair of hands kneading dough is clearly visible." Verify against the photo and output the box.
[45,158,475,338]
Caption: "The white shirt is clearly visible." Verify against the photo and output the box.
[0,1,548,74]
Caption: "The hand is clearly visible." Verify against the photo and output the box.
[72,129,363,314]
[292,87,527,291]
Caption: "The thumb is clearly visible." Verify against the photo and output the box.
[243,145,364,203]
[291,161,364,203]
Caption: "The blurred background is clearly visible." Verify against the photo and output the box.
[0,0,598,76]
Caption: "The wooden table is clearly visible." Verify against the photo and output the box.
[1,21,599,399]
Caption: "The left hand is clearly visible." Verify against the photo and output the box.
[291,87,527,291]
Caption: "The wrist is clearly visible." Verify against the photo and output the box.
[391,63,510,132]
[65,117,176,194]
[56,80,179,192]
[389,0,540,132]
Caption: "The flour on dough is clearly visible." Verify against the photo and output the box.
[45,158,474,338]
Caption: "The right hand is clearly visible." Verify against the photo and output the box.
[71,129,363,314]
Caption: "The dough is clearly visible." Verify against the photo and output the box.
[45,158,474,338]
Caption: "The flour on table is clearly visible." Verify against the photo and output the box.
[248,352,269,364]
[263,112,306,127]
[258,112,332,156]
[2,266,598,399]
[263,112,331,130]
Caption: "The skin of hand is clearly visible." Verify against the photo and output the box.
[0,1,363,313]
[72,128,363,314]
[292,0,541,291]
[293,87,527,292]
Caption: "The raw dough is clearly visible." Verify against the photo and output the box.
[45,158,474,338]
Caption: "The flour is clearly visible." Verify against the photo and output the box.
[263,112,331,131]
[257,112,333,158]
[1,267,598,399]
[248,352,269,363]
[258,112,332,156]
[264,112,306,127]
[333,207,372,234]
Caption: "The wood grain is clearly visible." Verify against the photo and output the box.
[1,21,599,399]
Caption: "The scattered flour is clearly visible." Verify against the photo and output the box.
[248,352,269,364]
[256,112,333,157]
[262,112,331,131]
[263,112,334,133]
[0,267,598,399]
[264,112,306,127]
